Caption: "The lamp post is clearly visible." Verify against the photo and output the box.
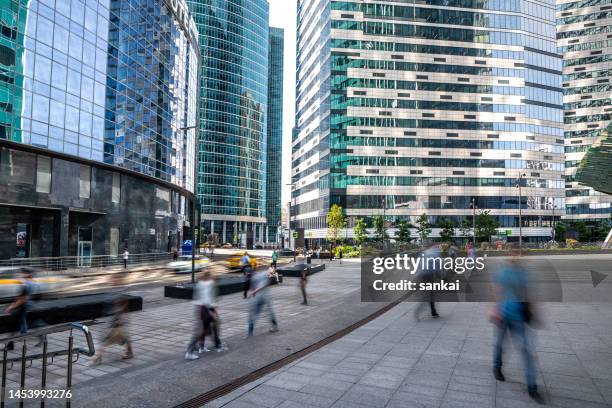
[552,205,557,242]
[285,183,296,262]
[381,197,387,246]
[470,198,477,246]
[181,125,198,284]
[516,173,526,251]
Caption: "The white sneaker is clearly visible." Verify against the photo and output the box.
[198,347,210,353]
[184,352,199,360]
[215,344,227,352]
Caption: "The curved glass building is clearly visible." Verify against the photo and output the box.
[0,0,199,259]
[188,0,269,246]
[294,0,565,244]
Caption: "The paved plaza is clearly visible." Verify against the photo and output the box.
[205,300,612,408]
[1,254,611,407]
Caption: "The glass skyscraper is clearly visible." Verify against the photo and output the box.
[557,0,612,223]
[0,0,199,259]
[293,0,565,243]
[266,27,284,245]
[188,0,270,247]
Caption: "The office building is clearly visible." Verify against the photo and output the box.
[266,27,284,245]
[557,0,612,224]
[0,0,199,259]
[293,0,566,244]
[188,0,270,248]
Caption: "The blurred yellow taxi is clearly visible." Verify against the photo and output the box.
[226,252,258,270]
[0,268,66,299]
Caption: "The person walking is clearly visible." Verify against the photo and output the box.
[414,243,442,319]
[299,266,308,305]
[93,274,134,363]
[247,269,279,336]
[5,268,34,335]
[271,249,278,268]
[338,247,343,264]
[185,271,226,360]
[491,255,543,404]
[241,252,252,299]
[123,248,129,269]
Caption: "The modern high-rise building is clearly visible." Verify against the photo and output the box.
[188,0,270,247]
[557,0,612,224]
[266,27,285,245]
[0,0,199,259]
[293,0,566,244]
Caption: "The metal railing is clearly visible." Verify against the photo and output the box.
[1,323,95,408]
[0,252,174,275]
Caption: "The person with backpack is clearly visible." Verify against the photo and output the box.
[490,255,543,404]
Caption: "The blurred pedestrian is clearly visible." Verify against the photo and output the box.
[490,255,543,404]
[247,269,279,336]
[93,274,133,363]
[185,271,226,360]
[123,248,129,269]
[338,247,343,264]
[271,249,278,268]
[414,243,441,319]
[241,252,252,299]
[299,266,308,305]
[5,268,34,335]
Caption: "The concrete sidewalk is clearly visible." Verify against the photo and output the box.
[207,301,612,408]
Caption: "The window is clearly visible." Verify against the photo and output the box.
[112,172,121,203]
[36,156,52,193]
[110,228,120,257]
[79,165,91,198]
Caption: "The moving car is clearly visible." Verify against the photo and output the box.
[226,252,258,270]
[166,256,210,274]
[278,248,295,257]
[0,267,65,300]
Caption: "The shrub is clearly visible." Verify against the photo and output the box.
[565,238,580,249]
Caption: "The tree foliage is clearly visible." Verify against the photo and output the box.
[459,217,473,239]
[437,218,456,243]
[554,222,567,242]
[474,210,500,242]
[416,213,432,244]
[396,220,413,244]
[326,204,347,246]
[372,215,388,242]
[353,218,368,246]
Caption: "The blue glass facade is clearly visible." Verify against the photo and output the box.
[188,0,269,245]
[266,27,284,244]
[0,0,200,258]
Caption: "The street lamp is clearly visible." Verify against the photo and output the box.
[470,198,477,246]
[381,197,387,246]
[285,182,296,262]
[181,125,198,284]
[552,204,557,242]
[516,173,527,251]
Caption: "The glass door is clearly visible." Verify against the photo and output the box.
[78,226,93,266]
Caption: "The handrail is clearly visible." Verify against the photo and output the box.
[1,323,95,357]
[1,322,95,408]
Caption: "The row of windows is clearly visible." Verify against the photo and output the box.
[330,175,564,189]
[333,77,563,104]
[329,136,564,153]
[563,67,612,82]
[343,194,563,211]
[329,156,563,171]
[332,20,557,53]
[565,53,612,68]
[331,116,564,137]
[333,0,555,19]
[332,96,562,117]
[330,38,523,60]
[565,113,612,124]
[557,10,612,25]
[338,3,555,37]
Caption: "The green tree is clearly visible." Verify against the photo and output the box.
[554,222,567,242]
[438,218,456,243]
[459,217,473,241]
[372,215,388,242]
[353,217,368,246]
[575,221,591,242]
[595,219,612,241]
[326,204,347,247]
[396,220,413,244]
[474,210,500,242]
[416,213,432,244]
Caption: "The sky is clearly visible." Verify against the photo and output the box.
[269,0,297,206]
